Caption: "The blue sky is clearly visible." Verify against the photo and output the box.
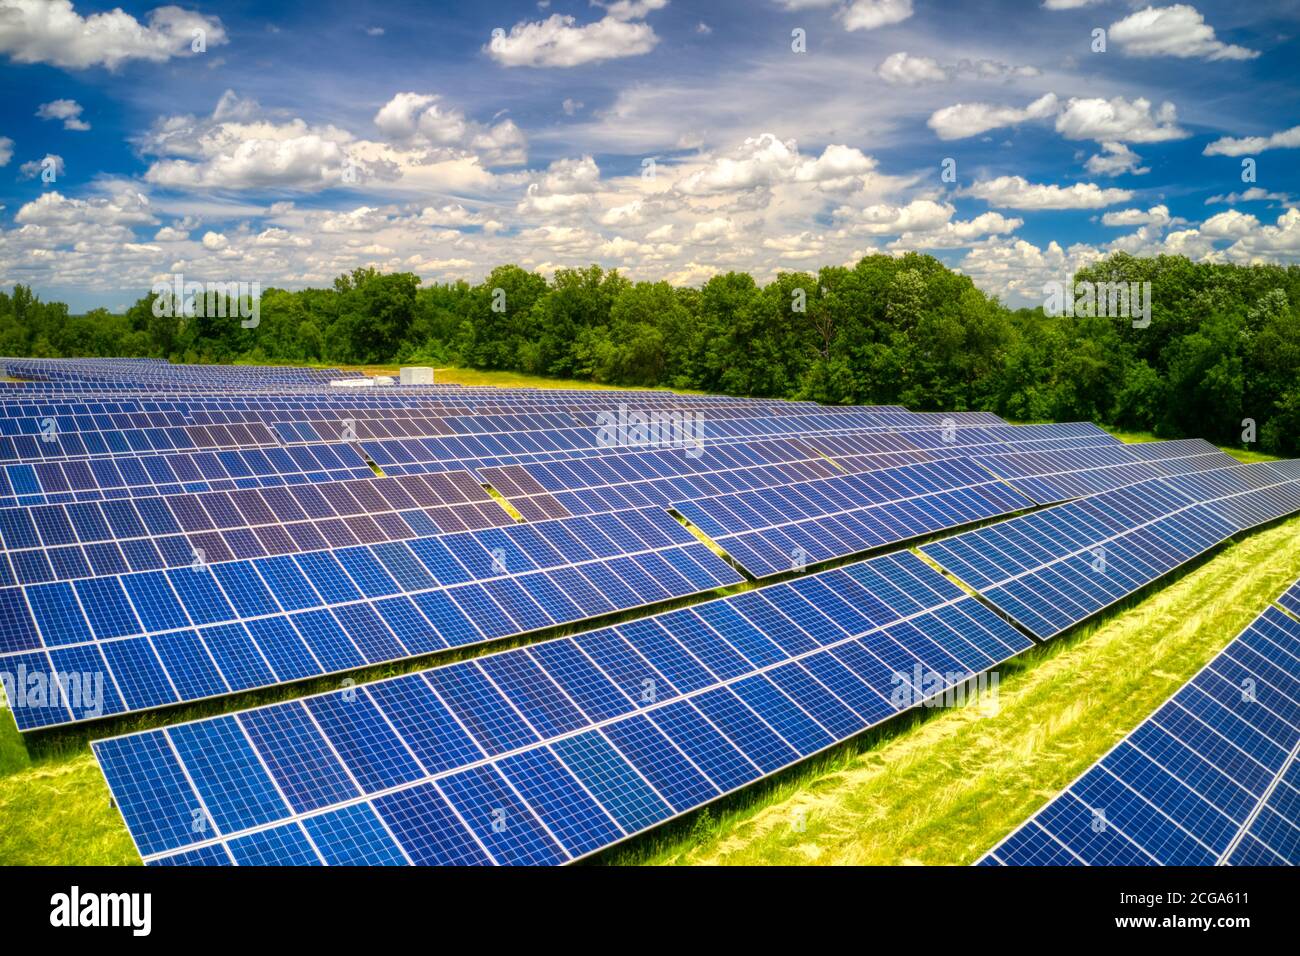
[1,0,1298,311]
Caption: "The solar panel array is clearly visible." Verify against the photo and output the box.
[93,550,1034,865]
[982,581,1300,865]
[3,506,742,729]
[921,461,1300,639]
[673,457,1035,577]
[0,359,1293,866]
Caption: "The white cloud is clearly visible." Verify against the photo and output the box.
[1221,208,1300,261]
[139,90,523,192]
[927,93,1059,140]
[1204,188,1290,205]
[1042,0,1102,8]
[958,236,1104,305]
[963,175,1133,209]
[418,203,490,227]
[36,98,90,130]
[1085,141,1149,176]
[14,188,155,227]
[1101,205,1170,226]
[0,136,12,166]
[1109,5,1259,61]
[540,155,601,193]
[877,52,948,86]
[889,211,1024,249]
[485,10,661,68]
[676,135,875,194]
[1054,96,1188,143]
[365,26,384,36]
[1203,125,1300,157]
[18,153,65,180]
[372,91,526,165]
[840,0,914,31]
[562,97,583,116]
[689,217,737,243]
[597,0,669,19]
[201,231,229,251]
[0,0,227,70]
[1200,209,1259,238]
[877,51,1037,86]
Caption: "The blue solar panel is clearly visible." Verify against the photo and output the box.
[1,506,744,730]
[983,586,1300,866]
[922,462,1300,639]
[94,549,1034,865]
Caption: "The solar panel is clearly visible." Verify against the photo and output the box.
[982,582,1300,865]
[93,549,1033,865]
[1,506,743,730]
[674,457,1035,577]
[921,461,1300,639]
[1281,580,1300,618]
[971,439,1238,505]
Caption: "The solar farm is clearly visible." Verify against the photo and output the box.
[1,357,1298,867]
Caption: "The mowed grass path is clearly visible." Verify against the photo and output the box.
[608,516,1300,865]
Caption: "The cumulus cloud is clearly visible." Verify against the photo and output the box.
[927,93,1059,140]
[485,5,663,68]
[139,89,522,192]
[958,236,1104,304]
[372,91,526,165]
[1200,209,1259,238]
[877,51,1038,86]
[840,0,914,31]
[1203,124,1300,157]
[1085,141,1149,176]
[1109,5,1259,61]
[0,0,227,70]
[1220,207,1300,261]
[15,188,155,226]
[1054,96,1188,143]
[36,98,90,130]
[963,175,1133,209]
[1101,205,1171,227]
[676,135,876,194]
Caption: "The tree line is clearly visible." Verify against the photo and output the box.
[1,251,1297,455]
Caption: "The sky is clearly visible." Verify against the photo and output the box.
[1,0,1298,312]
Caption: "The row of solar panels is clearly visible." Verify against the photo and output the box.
[91,458,1300,864]
[983,577,1300,865]
[1,507,744,730]
[92,551,1035,865]
[3,439,1286,729]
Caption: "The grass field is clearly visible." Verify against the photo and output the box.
[0,373,1292,865]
